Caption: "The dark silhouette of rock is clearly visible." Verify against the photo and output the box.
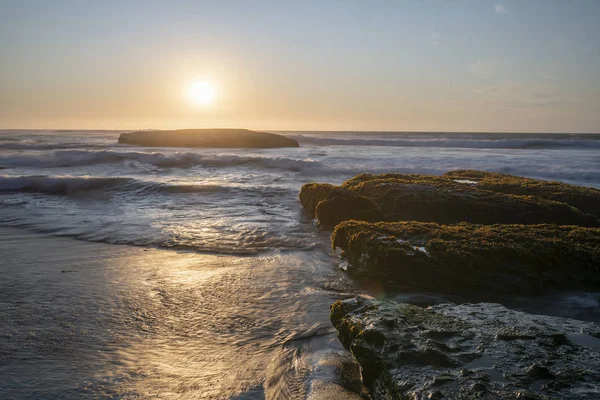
[331,298,600,400]
[118,129,299,148]
[332,221,600,294]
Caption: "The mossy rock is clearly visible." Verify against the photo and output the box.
[444,170,600,218]
[361,181,595,226]
[299,183,338,218]
[299,183,384,229]
[301,172,600,229]
[342,172,452,191]
[332,221,600,294]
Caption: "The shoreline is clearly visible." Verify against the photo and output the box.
[0,227,362,399]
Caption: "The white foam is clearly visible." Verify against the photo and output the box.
[289,133,600,150]
[0,149,320,171]
[453,179,479,185]
[339,259,349,271]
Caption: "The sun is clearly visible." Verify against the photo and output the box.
[187,81,217,107]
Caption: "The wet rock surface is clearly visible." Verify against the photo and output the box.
[330,298,600,400]
[299,171,600,399]
[332,221,600,294]
[118,129,300,148]
[300,172,599,228]
[443,170,600,218]
[299,183,384,229]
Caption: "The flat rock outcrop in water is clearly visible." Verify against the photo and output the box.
[118,129,299,148]
[300,171,600,399]
[332,221,600,294]
[299,172,600,228]
[443,170,600,218]
[331,298,600,400]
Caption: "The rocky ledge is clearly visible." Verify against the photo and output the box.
[118,129,299,148]
[443,170,600,218]
[331,298,600,400]
[299,171,600,399]
[299,172,600,228]
[332,221,600,294]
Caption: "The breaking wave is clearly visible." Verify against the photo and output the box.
[0,175,256,196]
[291,133,600,149]
[0,212,316,255]
[0,150,319,171]
[0,141,109,151]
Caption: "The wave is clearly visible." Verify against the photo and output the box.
[0,141,109,151]
[0,203,316,256]
[290,134,600,150]
[0,175,236,196]
[0,218,317,255]
[0,150,319,171]
[0,175,300,199]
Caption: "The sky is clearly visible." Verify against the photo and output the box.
[1,0,599,132]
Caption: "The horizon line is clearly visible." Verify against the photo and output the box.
[1,127,600,135]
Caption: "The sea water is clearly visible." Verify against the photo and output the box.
[1,130,599,398]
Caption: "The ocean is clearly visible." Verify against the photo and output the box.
[1,130,599,254]
[1,130,599,398]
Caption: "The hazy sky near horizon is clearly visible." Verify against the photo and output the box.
[1,0,599,132]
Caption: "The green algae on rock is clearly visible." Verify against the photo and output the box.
[118,129,300,148]
[444,169,600,218]
[300,172,600,228]
[332,221,600,294]
[299,183,384,229]
[331,298,600,400]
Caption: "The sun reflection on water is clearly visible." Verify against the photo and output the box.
[0,228,357,398]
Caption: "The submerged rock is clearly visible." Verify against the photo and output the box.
[118,129,299,148]
[444,170,600,218]
[300,173,599,228]
[331,298,600,400]
[332,221,600,294]
[299,183,384,229]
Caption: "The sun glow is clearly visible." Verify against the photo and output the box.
[187,81,217,107]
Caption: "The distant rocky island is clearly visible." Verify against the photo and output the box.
[300,170,600,399]
[118,129,299,148]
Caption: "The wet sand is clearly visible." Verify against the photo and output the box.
[0,228,361,399]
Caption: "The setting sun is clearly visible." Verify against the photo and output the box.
[187,81,217,107]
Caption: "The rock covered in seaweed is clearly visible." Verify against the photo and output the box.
[444,170,600,218]
[331,298,600,400]
[332,221,600,294]
[300,172,600,228]
[342,173,599,227]
[118,128,299,148]
[299,183,384,229]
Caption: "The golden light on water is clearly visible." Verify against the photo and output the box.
[187,81,217,107]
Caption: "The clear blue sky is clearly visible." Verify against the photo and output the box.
[1,0,599,132]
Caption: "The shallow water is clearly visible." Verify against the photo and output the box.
[1,130,599,398]
[0,228,361,399]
